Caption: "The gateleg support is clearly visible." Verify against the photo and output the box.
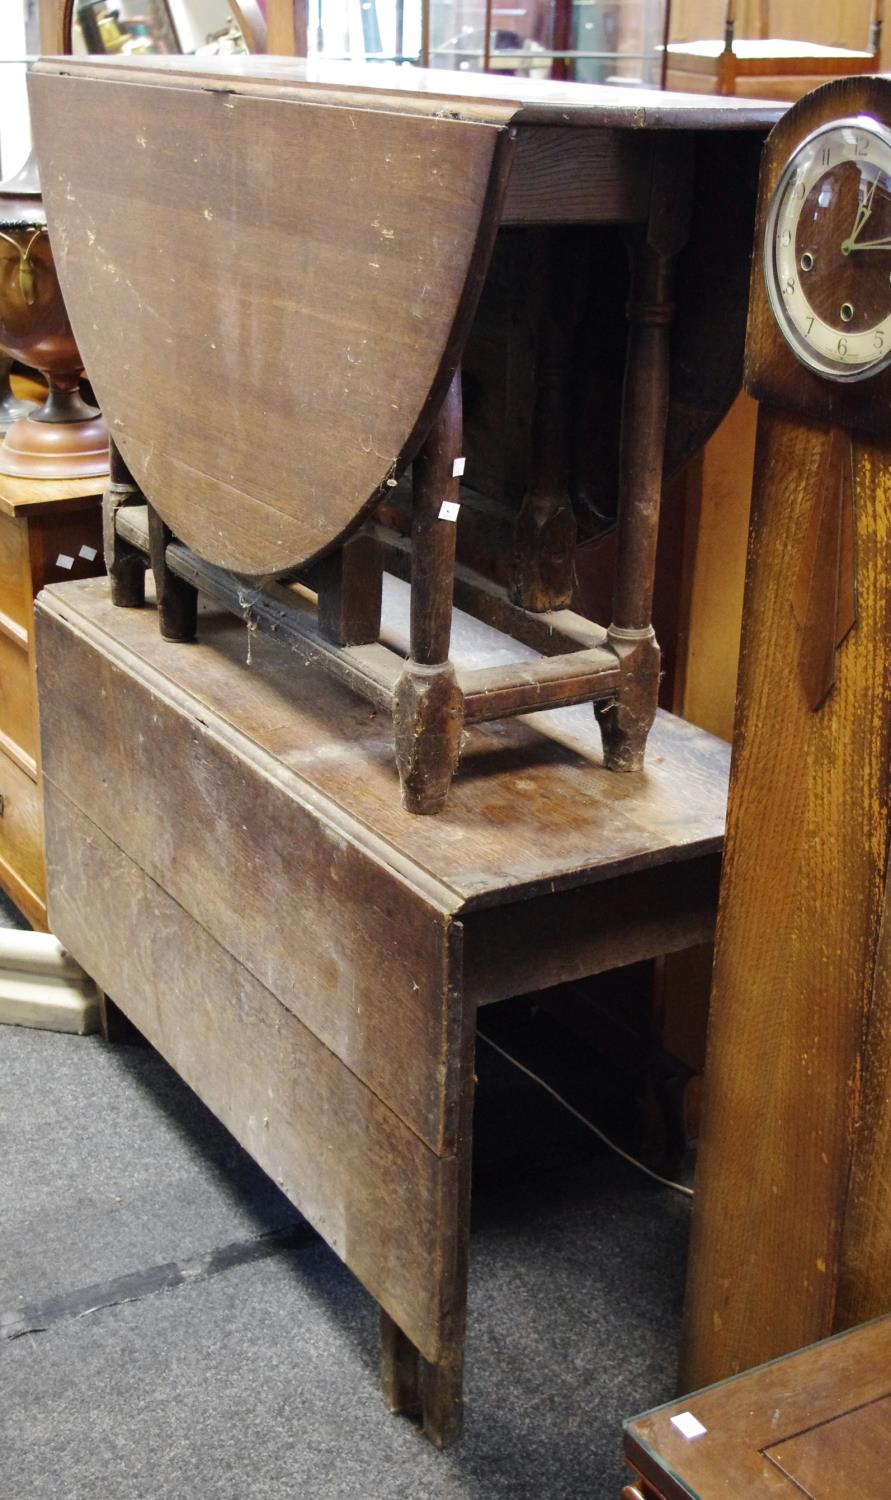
[104,438,146,608]
[395,366,465,814]
[147,502,198,643]
[314,530,383,647]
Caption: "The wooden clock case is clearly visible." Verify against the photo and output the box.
[682,72,891,1393]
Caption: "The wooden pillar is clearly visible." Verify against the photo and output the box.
[596,236,672,771]
[103,438,146,608]
[147,504,197,643]
[315,531,383,647]
[509,232,579,614]
[265,0,308,55]
[394,370,465,815]
[380,1311,421,1417]
[598,139,691,773]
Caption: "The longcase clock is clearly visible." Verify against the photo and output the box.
[682,74,891,1393]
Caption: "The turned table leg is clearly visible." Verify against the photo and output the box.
[394,368,465,815]
[103,438,146,608]
[147,503,197,642]
[509,232,578,613]
[597,234,675,772]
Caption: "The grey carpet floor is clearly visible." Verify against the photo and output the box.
[0,987,690,1499]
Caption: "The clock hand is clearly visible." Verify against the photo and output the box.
[846,235,891,251]
[842,178,879,254]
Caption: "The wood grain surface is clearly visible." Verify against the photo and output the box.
[31,54,782,131]
[36,574,730,1438]
[627,1315,891,1500]
[0,472,103,520]
[681,408,891,1391]
[44,789,459,1363]
[0,751,43,923]
[36,597,461,1152]
[29,69,508,575]
[37,577,728,910]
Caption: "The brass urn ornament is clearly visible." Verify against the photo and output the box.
[0,152,107,479]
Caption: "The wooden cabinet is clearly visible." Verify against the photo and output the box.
[0,474,104,928]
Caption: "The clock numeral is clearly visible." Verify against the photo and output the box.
[794,181,806,199]
[875,330,885,350]
[838,336,848,357]
[806,316,816,335]
[855,137,870,157]
[781,229,791,247]
[820,146,831,166]
[784,277,796,296]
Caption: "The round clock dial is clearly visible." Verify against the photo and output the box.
[766,116,891,382]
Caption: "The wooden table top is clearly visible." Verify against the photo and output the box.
[43,574,729,913]
[0,470,105,521]
[34,54,784,131]
[625,1316,891,1499]
[29,59,782,579]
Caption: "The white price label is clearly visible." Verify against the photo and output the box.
[670,1412,707,1441]
[438,500,461,523]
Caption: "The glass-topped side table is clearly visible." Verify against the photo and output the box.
[623,1314,891,1499]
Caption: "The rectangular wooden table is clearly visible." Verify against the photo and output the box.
[36,573,729,1446]
[624,1315,891,1499]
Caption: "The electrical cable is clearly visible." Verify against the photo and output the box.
[476,1030,694,1200]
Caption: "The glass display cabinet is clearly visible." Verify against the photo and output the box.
[310,0,669,87]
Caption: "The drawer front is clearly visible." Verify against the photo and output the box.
[0,632,36,770]
[0,512,30,637]
[0,750,44,916]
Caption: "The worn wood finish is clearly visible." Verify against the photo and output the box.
[38,577,729,918]
[36,600,461,1153]
[313,531,383,648]
[380,1312,421,1416]
[463,855,720,1006]
[682,411,891,1391]
[36,575,730,1443]
[33,54,781,131]
[27,59,783,808]
[627,1316,891,1500]
[147,502,196,643]
[29,66,510,576]
[116,506,625,750]
[682,74,891,1394]
[395,370,464,813]
[44,790,458,1363]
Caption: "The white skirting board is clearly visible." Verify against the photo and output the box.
[0,931,99,1035]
